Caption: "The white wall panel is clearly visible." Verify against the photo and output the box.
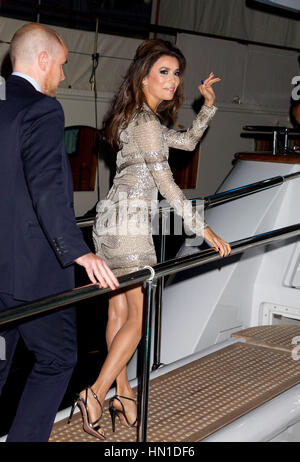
[244,45,299,109]
[177,34,247,105]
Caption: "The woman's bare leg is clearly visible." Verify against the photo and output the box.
[81,285,144,427]
[105,288,142,425]
[105,292,131,398]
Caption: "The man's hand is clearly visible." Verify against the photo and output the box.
[75,253,119,290]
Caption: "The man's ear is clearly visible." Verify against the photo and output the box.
[38,51,49,71]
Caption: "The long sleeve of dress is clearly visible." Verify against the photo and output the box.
[134,111,209,237]
[162,104,217,150]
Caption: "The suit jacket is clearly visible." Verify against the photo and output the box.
[0,75,90,301]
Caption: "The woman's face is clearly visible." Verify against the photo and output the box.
[142,55,181,111]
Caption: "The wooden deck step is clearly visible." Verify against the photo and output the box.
[50,326,300,442]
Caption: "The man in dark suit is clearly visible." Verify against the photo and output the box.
[0,23,119,442]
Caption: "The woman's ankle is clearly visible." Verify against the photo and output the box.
[116,384,134,397]
[89,385,106,405]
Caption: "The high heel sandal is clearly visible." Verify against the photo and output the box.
[68,386,105,440]
[109,395,137,433]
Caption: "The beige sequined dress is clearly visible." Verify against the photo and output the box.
[93,103,217,276]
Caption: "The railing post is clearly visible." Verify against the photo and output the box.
[152,209,167,371]
[284,128,289,155]
[137,268,157,443]
[272,130,278,155]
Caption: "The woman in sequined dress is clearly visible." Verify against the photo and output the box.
[75,39,231,439]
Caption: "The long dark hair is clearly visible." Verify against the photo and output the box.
[103,39,187,151]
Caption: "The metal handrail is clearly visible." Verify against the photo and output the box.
[0,268,151,327]
[1,222,300,441]
[76,217,95,229]
[77,170,300,372]
[76,171,300,227]
[1,222,299,327]
[202,171,300,209]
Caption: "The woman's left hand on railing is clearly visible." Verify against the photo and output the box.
[202,227,231,257]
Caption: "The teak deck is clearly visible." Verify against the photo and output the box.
[50,326,300,442]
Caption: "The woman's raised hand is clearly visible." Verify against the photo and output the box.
[198,72,221,107]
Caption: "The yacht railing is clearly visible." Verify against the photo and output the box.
[153,170,300,370]
[76,171,300,228]
[75,171,300,370]
[201,171,300,209]
[1,222,300,441]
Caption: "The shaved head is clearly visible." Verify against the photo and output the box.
[10,23,64,67]
[10,23,68,97]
